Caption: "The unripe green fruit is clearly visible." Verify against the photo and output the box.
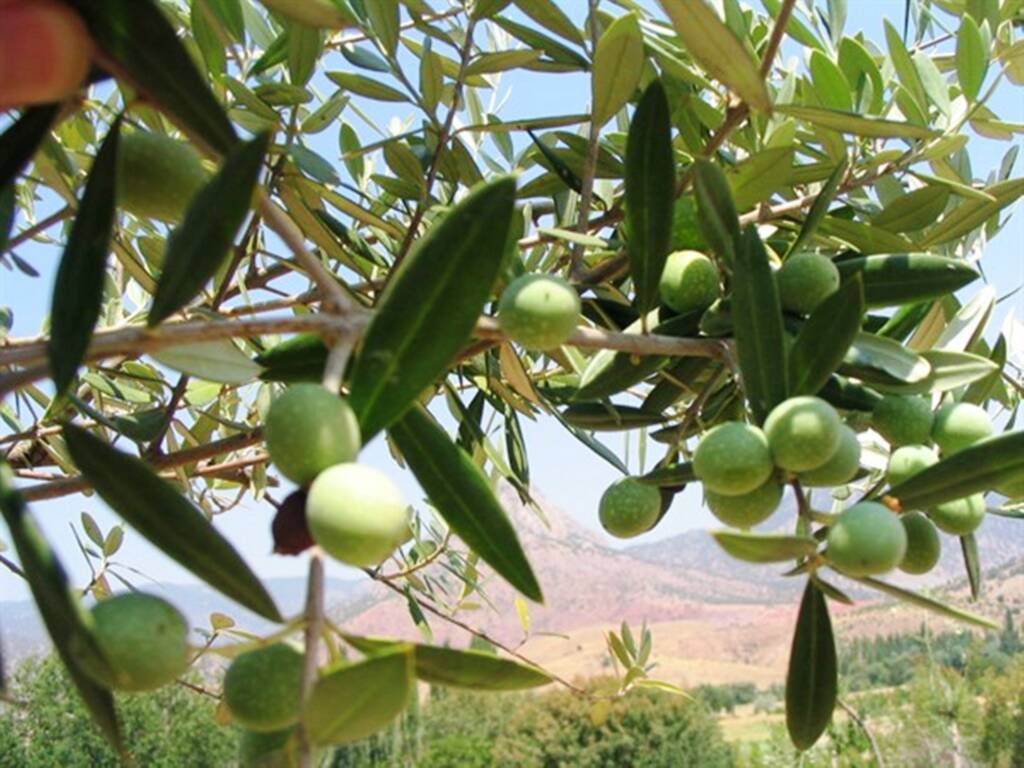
[693,422,774,496]
[899,511,941,575]
[886,445,938,487]
[306,464,410,567]
[826,502,907,577]
[705,480,783,529]
[497,273,581,351]
[871,395,934,447]
[224,644,303,733]
[88,593,189,692]
[994,471,1024,500]
[117,131,209,223]
[776,253,840,315]
[929,493,986,536]
[238,728,299,767]
[763,396,842,473]
[658,251,720,314]
[931,402,993,455]
[598,478,662,538]
[670,196,705,251]
[265,385,361,486]
[799,425,861,487]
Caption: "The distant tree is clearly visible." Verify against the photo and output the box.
[0,656,233,767]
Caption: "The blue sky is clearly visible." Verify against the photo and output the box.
[1,1,1021,606]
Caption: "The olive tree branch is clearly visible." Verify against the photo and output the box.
[390,17,478,273]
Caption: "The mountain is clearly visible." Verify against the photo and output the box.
[4,485,1024,688]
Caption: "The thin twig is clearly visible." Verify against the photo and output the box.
[2,206,73,254]
[837,696,886,767]
[390,18,478,273]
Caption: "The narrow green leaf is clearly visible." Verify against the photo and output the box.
[884,18,928,113]
[0,463,124,755]
[48,121,121,395]
[957,15,987,102]
[389,406,542,602]
[148,134,267,325]
[851,575,998,630]
[365,0,399,56]
[349,177,516,439]
[786,581,837,751]
[512,0,584,46]
[728,147,794,210]
[62,424,282,622]
[777,105,938,139]
[255,333,328,382]
[873,186,950,232]
[0,104,60,189]
[493,18,589,69]
[153,340,262,384]
[819,217,916,255]
[340,634,550,690]
[465,50,543,76]
[69,0,237,154]
[410,646,549,690]
[713,531,819,564]
[789,275,865,396]
[921,178,1024,247]
[961,533,982,600]
[842,332,931,384]
[887,431,1024,511]
[328,72,408,102]
[657,0,771,112]
[836,254,979,308]
[562,403,665,431]
[0,183,15,256]
[639,462,696,488]
[625,80,674,312]
[259,0,357,28]
[877,349,999,395]
[693,160,741,266]
[590,13,644,126]
[732,227,788,423]
[304,647,414,746]
[809,51,852,111]
[287,23,323,86]
[788,159,847,256]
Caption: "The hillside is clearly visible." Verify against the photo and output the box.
[3,485,1023,687]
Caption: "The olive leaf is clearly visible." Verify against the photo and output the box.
[349,176,517,440]
[836,254,979,307]
[389,406,542,602]
[693,160,741,266]
[0,462,124,755]
[48,120,121,395]
[887,430,1024,510]
[732,226,788,423]
[341,635,552,691]
[148,133,269,326]
[68,0,237,154]
[591,13,644,127]
[786,581,837,751]
[657,0,771,112]
[713,531,820,564]
[304,646,414,746]
[788,275,865,397]
[0,104,60,190]
[62,424,282,622]
[624,80,675,314]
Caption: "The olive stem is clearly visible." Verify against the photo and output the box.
[298,552,325,768]
[837,697,886,767]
